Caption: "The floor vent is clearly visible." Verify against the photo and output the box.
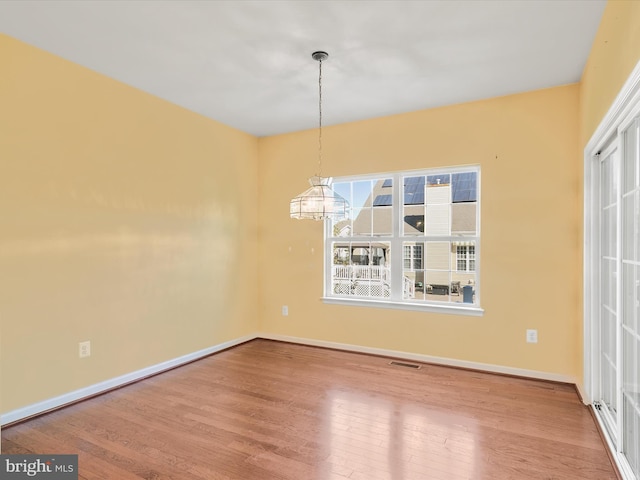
[389,361,421,369]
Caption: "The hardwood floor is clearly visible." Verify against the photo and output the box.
[2,339,617,479]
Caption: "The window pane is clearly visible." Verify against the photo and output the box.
[333,178,393,237]
[623,192,639,262]
[333,182,351,203]
[622,263,639,334]
[410,271,426,300]
[427,174,451,186]
[423,242,452,302]
[331,242,390,298]
[352,207,371,235]
[332,182,352,237]
[403,205,424,235]
[601,257,617,312]
[425,204,450,235]
[623,119,639,194]
[452,172,478,203]
[372,206,391,235]
[403,242,425,300]
[452,203,477,235]
[333,245,350,265]
[425,241,450,270]
[425,270,451,302]
[332,243,352,295]
[371,178,393,235]
[404,176,425,205]
[352,181,372,208]
[622,331,640,477]
[426,179,450,204]
[602,152,618,207]
[601,205,617,258]
[350,181,373,235]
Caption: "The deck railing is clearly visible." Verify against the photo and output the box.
[332,265,415,299]
[332,265,389,282]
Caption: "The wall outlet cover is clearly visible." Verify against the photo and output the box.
[79,341,91,358]
[526,329,538,344]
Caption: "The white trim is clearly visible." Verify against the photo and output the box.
[258,333,575,384]
[321,296,484,316]
[0,334,257,426]
[575,382,590,405]
[591,405,637,480]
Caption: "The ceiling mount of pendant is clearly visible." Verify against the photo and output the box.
[311,51,328,62]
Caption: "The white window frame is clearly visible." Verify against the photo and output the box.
[323,165,483,316]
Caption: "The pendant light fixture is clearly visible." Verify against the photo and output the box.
[290,51,349,221]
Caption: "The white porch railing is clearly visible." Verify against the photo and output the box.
[403,275,415,299]
[332,265,416,299]
[333,265,389,282]
[332,265,390,297]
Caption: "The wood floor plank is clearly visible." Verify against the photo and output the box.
[2,339,617,479]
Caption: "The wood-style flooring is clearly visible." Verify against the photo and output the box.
[2,339,617,479]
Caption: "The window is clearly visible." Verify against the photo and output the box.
[325,166,481,314]
[456,245,475,272]
[404,244,423,269]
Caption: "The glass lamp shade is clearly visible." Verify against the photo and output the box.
[290,176,349,220]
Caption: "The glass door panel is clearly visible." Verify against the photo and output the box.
[622,119,640,479]
[599,147,619,437]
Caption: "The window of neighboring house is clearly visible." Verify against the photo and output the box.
[456,245,475,272]
[325,166,481,315]
[404,244,423,269]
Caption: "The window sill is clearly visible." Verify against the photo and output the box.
[321,297,484,316]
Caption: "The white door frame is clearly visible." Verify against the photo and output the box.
[584,59,640,480]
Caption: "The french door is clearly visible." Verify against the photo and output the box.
[587,105,640,480]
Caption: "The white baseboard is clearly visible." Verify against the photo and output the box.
[2,332,581,426]
[591,405,636,480]
[258,332,579,386]
[1,334,257,426]
[575,381,590,405]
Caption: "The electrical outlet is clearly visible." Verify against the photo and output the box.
[526,329,538,344]
[79,341,91,358]
[282,305,288,316]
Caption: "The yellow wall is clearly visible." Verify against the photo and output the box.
[0,35,259,413]
[258,85,580,378]
[580,0,640,146]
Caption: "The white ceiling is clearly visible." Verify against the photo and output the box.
[1,0,606,137]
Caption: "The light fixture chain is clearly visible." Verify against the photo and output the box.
[290,51,348,221]
[318,57,322,177]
